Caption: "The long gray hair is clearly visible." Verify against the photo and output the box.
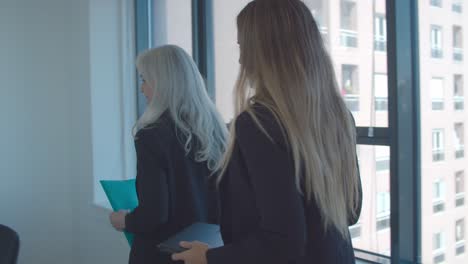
[133,45,228,171]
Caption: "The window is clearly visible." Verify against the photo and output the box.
[305,0,329,37]
[456,171,465,207]
[454,75,464,110]
[453,1,463,13]
[374,15,387,52]
[374,74,388,112]
[456,219,465,242]
[453,26,464,61]
[433,180,446,213]
[431,0,443,7]
[91,0,137,206]
[456,171,465,194]
[342,65,360,112]
[454,123,465,158]
[433,232,445,251]
[377,192,390,231]
[136,0,193,115]
[340,0,358,47]
[431,26,444,58]
[213,0,252,121]
[456,219,466,255]
[375,146,390,172]
[433,232,446,263]
[432,129,445,162]
[430,78,445,110]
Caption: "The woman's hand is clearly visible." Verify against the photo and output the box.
[172,241,209,264]
[109,210,128,231]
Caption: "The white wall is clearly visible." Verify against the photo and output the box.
[0,0,131,263]
[0,0,74,263]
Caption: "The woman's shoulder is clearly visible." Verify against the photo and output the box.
[235,104,286,146]
[135,114,174,146]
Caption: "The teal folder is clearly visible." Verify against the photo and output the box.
[100,179,138,246]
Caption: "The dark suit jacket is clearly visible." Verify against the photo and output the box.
[125,112,218,264]
[206,105,362,264]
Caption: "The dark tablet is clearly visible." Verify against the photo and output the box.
[157,222,224,254]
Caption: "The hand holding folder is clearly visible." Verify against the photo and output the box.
[100,179,138,246]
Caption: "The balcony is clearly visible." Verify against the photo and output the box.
[432,47,443,58]
[454,47,464,61]
[454,96,464,110]
[432,149,445,162]
[455,145,465,159]
[349,224,361,239]
[430,0,442,7]
[344,94,360,112]
[432,98,444,110]
[376,215,390,231]
[319,27,328,44]
[374,35,386,52]
[375,97,388,112]
[433,252,445,264]
[376,158,390,172]
[340,29,358,48]
[456,241,465,256]
[433,200,445,213]
[456,193,465,207]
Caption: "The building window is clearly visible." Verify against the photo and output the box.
[340,0,358,47]
[454,123,465,159]
[456,219,465,242]
[453,26,464,61]
[433,232,445,264]
[430,0,443,7]
[456,219,466,256]
[342,65,360,112]
[430,78,445,110]
[433,179,446,213]
[307,0,328,37]
[374,74,388,112]
[375,146,390,172]
[374,15,387,52]
[376,192,390,231]
[452,1,463,13]
[431,26,443,58]
[454,75,464,110]
[456,171,465,207]
[432,129,445,161]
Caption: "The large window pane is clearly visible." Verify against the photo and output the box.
[213,0,251,121]
[151,0,192,54]
[351,145,391,256]
[419,0,468,263]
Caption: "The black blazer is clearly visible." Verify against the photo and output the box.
[125,112,218,264]
[206,105,362,264]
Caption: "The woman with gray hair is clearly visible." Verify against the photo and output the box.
[109,45,228,264]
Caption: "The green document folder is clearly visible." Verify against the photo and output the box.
[100,179,138,246]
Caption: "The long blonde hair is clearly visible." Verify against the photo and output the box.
[134,45,228,170]
[217,0,360,239]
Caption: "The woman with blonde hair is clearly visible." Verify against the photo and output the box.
[173,0,362,263]
[109,45,228,264]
